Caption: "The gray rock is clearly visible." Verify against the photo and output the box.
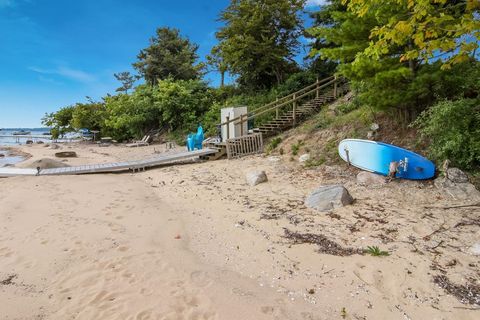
[305,185,354,212]
[367,131,375,140]
[299,154,310,163]
[26,140,33,145]
[356,171,386,186]
[469,242,480,256]
[0,154,4,158]
[246,171,268,186]
[49,144,60,150]
[446,167,469,183]
[434,177,480,201]
[36,140,44,144]
[370,123,380,131]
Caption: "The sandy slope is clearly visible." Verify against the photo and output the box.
[0,143,478,319]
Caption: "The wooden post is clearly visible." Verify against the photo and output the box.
[292,93,297,126]
[275,98,279,119]
[240,114,244,136]
[316,77,320,99]
[333,75,338,98]
[226,115,230,140]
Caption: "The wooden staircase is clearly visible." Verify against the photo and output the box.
[251,81,349,137]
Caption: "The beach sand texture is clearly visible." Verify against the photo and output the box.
[0,143,479,319]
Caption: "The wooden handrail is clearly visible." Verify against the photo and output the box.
[226,77,342,125]
[219,75,346,130]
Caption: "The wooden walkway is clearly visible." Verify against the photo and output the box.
[0,149,217,177]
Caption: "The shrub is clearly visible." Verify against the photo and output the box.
[414,99,480,170]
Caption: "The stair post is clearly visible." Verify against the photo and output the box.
[275,98,279,119]
[240,114,244,136]
[333,75,338,98]
[226,115,230,140]
[316,77,320,99]
[293,93,297,126]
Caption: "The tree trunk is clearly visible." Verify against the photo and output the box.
[220,71,225,88]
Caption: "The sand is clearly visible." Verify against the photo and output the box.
[0,142,479,319]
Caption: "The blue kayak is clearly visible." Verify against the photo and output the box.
[338,139,436,180]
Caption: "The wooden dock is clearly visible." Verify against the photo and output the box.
[0,149,217,177]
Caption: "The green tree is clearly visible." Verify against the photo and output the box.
[216,0,306,89]
[133,27,203,85]
[206,45,228,87]
[308,0,480,120]
[103,85,159,140]
[70,101,107,131]
[114,71,137,94]
[152,78,214,131]
[41,106,75,139]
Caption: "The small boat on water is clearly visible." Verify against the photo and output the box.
[12,130,31,135]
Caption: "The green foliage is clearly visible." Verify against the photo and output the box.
[71,101,106,132]
[216,0,305,89]
[304,155,326,168]
[114,71,137,94]
[291,140,304,155]
[414,98,480,170]
[41,106,75,139]
[365,246,390,257]
[103,85,159,140]
[152,79,214,131]
[267,137,282,152]
[308,0,480,120]
[133,27,203,85]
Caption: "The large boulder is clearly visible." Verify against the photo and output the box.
[25,158,70,169]
[305,185,354,212]
[356,171,386,186]
[435,167,480,201]
[245,171,268,186]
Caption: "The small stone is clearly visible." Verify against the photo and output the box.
[36,140,44,144]
[469,243,480,256]
[305,185,354,212]
[299,154,310,163]
[26,140,34,144]
[370,123,379,131]
[356,172,386,186]
[0,154,4,158]
[49,144,60,150]
[245,171,268,186]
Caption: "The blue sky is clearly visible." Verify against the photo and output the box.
[0,0,324,127]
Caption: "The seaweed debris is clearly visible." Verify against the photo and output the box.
[433,275,480,305]
[283,229,363,256]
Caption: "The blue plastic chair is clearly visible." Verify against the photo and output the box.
[186,126,204,151]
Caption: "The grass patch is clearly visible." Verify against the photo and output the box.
[304,155,326,168]
[364,246,390,257]
[291,140,304,156]
[266,136,282,152]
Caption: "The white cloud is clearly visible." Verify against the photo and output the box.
[306,0,328,7]
[29,66,95,83]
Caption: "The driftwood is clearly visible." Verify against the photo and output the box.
[424,202,480,210]
[54,151,77,158]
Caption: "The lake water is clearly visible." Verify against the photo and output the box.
[0,128,51,167]
[0,128,52,146]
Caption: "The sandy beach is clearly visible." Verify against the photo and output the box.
[1,142,479,319]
